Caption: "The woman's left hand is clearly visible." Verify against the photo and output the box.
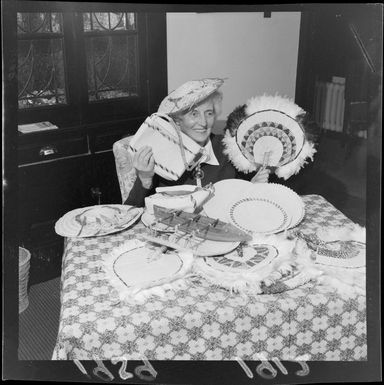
[251,168,270,183]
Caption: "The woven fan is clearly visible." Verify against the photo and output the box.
[129,113,208,181]
[222,95,317,180]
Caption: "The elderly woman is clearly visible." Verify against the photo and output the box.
[125,78,269,206]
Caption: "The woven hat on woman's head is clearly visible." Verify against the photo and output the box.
[222,94,317,180]
[158,78,224,116]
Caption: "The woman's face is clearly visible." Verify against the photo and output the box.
[176,99,215,146]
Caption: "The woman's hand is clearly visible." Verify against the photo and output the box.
[133,146,155,188]
[251,168,270,184]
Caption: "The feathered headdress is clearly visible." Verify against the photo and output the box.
[222,94,317,180]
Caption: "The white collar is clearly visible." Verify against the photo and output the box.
[202,139,219,166]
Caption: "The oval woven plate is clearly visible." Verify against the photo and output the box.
[55,204,143,238]
[203,179,254,220]
[204,180,305,234]
[253,183,305,229]
[229,197,289,235]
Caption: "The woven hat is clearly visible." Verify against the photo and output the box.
[158,78,224,116]
[222,94,317,180]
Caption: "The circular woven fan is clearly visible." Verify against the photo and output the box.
[223,96,317,179]
[236,109,305,167]
[239,122,294,166]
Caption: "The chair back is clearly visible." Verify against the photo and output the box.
[112,136,137,203]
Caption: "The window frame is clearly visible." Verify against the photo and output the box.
[16,1,166,128]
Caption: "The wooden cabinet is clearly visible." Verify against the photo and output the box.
[3,2,168,284]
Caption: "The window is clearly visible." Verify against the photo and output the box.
[16,2,166,128]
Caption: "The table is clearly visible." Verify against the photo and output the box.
[52,195,367,361]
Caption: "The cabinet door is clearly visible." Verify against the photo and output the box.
[18,156,95,283]
[18,157,96,230]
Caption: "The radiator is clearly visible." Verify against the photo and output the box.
[314,77,345,132]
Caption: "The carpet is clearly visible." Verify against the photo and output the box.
[18,276,61,360]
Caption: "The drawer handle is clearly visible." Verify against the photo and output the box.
[39,145,58,157]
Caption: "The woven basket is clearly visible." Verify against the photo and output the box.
[19,247,31,313]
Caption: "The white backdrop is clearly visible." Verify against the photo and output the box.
[166,12,301,124]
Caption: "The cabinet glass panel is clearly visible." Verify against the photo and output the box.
[83,12,136,31]
[17,12,63,34]
[82,12,138,101]
[17,12,67,109]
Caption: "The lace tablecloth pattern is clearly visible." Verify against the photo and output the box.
[52,195,366,360]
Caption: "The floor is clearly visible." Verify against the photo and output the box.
[18,277,61,360]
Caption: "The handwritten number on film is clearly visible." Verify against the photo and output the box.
[73,358,157,382]
[73,357,309,381]
[236,356,310,379]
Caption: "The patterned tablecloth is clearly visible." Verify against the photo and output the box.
[52,195,367,361]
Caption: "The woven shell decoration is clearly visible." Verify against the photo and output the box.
[222,94,317,180]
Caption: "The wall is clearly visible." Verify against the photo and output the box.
[166,12,301,125]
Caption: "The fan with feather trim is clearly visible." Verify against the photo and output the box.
[222,94,317,180]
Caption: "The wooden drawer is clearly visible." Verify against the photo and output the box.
[18,133,89,165]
